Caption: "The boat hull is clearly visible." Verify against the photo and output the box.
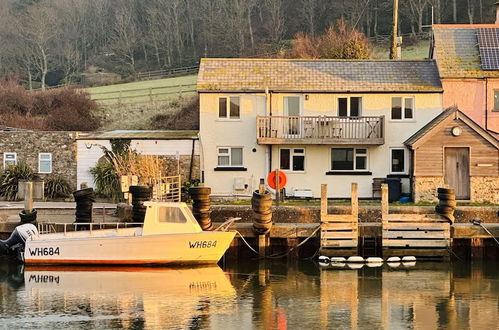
[24,231,236,265]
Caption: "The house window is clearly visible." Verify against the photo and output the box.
[39,153,52,173]
[338,97,362,117]
[3,153,17,168]
[217,147,243,167]
[219,97,240,119]
[280,148,305,172]
[391,97,414,120]
[494,91,499,111]
[331,148,368,171]
[390,148,405,173]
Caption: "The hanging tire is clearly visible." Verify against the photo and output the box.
[437,188,455,194]
[439,200,457,208]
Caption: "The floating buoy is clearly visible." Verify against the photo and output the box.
[403,262,416,268]
[387,262,401,268]
[330,263,346,268]
[386,256,401,262]
[319,261,330,267]
[318,256,331,263]
[347,256,364,263]
[366,257,383,263]
[402,256,416,262]
[348,263,364,269]
[330,257,347,263]
[367,262,383,268]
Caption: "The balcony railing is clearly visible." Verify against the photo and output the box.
[256,116,384,145]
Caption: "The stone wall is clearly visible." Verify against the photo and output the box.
[471,177,499,204]
[413,176,445,203]
[0,131,77,189]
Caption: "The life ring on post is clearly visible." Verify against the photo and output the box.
[267,170,287,190]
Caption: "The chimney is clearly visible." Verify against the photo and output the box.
[496,1,499,24]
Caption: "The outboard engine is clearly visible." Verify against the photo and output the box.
[0,224,38,260]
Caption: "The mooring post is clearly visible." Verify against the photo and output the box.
[351,183,358,218]
[24,181,33,213]
[259,235,267,257]
[381,184,389,223]
[471,238,484,260]
[320,184,327,219]
[259,178,265,195]
[275,169,280,207]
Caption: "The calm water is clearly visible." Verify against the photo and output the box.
[0,259,498,329]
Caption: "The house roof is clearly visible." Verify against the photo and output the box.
[432,24,499,78]
[77,130,199,140]
[197,58,443,93]
[404,106,499,149]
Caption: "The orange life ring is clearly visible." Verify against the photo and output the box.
[267,170,287,190]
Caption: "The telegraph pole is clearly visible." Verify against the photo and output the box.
[390,0,399,59]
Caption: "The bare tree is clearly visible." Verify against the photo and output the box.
[264,0,286,42]
[111,5,139,73]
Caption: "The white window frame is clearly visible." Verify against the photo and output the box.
[38,153,53,174]
[279,148,305,172]
[217,147,243,167]
[337,96,363,117]
[218,96,240,120]
[391,96,415,121]
[390,148,407,174]
[3,152,17,169]
[330,148,369,171]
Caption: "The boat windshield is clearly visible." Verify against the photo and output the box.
[158,206,188,223]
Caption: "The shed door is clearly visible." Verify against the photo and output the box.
[444,147,470,200]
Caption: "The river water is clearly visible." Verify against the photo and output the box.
[0,259,497,329]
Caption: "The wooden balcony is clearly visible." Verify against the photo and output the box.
[256,116,384,145]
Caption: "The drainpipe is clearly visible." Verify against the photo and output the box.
[409,148,415,201]
[485,78,489,131]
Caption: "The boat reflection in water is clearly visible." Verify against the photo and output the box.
[22,265,236,329]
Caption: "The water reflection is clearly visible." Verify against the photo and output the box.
[0,259,498,329]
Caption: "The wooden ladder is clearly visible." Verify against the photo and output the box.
[381,184,451,259]
[320,183,359,257]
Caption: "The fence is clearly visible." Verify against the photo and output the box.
[136,65,199,81]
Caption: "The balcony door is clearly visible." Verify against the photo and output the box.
[284,96,301,137]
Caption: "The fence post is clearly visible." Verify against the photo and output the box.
[351,183,358,218]
[381,184,389,222]
[320,184,328,219]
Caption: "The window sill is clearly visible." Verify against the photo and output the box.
[214,167,247,171]
[216,118,241,122]
[388,120,416,123]
[387,174,410,178]
[326,171,372,175]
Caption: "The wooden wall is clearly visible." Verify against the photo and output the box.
[414,118,498,177]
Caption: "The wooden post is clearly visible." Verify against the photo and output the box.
[471,238,484,260]
[381,184,389,223]
[321,184,328,219]
[259,178,265,194]
[275,169,279,207]
[24,181,33,213]
[259,234,266,256]
[351,183,358,219]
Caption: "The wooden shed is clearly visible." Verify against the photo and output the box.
[405,107,498,203]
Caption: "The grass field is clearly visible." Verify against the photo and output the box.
[373,40,430,60]
[86,74,197,105]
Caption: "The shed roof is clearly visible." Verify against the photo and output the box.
[404,107,499,149]
[432,24,499,78]
[197,58,442,93]
[77,130,198,140]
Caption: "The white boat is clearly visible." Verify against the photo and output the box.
[15,202,235,266]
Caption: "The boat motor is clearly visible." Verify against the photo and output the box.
[0,224,38,257]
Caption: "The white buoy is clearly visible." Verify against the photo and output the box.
[330,257,347,263]
[366,262,383,268]
[402,256,416,262]
[386,256,401,262]
[318,256,331,263]
[319,261,330,267]
[402,262,416,268]
[366,257,383,263]
[347,256,365,263]
[330,262,346,268]
[387,262,401,268]
[348,263,364,269]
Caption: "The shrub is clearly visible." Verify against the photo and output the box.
[89,162,122,201]
[0,162,38,201]
[149,96,199,130]
[44,175,72,199]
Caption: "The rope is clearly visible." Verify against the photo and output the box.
[234,225,321,259]
[472,219,499,246]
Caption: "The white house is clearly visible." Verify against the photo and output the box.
[197,59,444,199]
[76,130,199,189]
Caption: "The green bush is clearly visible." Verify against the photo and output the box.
[89,162,122,201]
[0,162,38,201]
[44,175,72,199]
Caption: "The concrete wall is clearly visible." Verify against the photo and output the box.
[200,92,443,198]
[0,131,77,189]
[442,79,499,133]
[77,139,200,188]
